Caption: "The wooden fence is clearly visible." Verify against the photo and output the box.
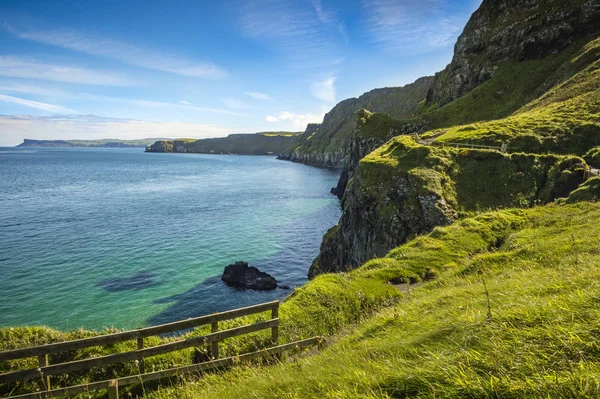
[0,301,322,398]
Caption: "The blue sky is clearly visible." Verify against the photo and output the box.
[0,0,482,146]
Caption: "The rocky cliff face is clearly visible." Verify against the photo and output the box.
[310,137,587,277]
[279,78,434,169]
[426,0,600,107]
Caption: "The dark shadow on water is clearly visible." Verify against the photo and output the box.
[98,271,161,292]
[147,196,340,326]
[148,275,291,325]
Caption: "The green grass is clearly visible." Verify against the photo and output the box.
[146,202,600,399]
[417,36,600,155]
[358,136,586,214]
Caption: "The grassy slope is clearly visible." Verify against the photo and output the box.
[149,202,600,399]
[419,36,600,154]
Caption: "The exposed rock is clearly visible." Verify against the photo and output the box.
[310,138,587,277]
[426,0,600,107]
[221,261,278,290]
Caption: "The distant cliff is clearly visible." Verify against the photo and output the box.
[146,132,300,155]
[278,78,434,168]
[17,138,169,148]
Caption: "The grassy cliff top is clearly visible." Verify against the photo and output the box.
[147,201,600,398]
[417,36,600,155]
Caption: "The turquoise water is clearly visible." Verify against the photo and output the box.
[0,148,341,330]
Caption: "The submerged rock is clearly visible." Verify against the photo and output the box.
[221,261,278,290]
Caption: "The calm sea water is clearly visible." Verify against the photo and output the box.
[0,148,341,330]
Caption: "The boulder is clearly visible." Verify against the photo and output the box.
[221,261,278,290]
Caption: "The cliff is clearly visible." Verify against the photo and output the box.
[310,0,600,277]
[146,132,300,155]
[278,78,434,168]
[310,136,587,276]
[17,138,169,148]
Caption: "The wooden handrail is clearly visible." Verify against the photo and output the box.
[1,337,322,399]
[0,319,278,383]
[0,300,279,362]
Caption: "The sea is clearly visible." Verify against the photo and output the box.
[0,147,341,331]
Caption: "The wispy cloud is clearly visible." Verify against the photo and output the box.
[265,110,324,129]
[244,91,273,100]
[221,97,250,109]
[362,0,470,53]
[0,114,237,146]
[238,0,345,67]
[0,93,75,113]
[310,77,336,102]
[0,56,138,86]
[0,83,248,116]
[5,25,228,79]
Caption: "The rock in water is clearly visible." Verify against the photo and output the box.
[221,261,278,290]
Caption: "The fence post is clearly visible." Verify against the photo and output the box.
[108,379,119,399]
[137,337,145,374]
[37,354,50,391]
[211,322,219,359]
[271,302,279,345]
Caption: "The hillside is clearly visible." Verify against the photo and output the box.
[147,201,600,398]
[16,138,169,148]
[278,78,434,168]
[146,132,300,155]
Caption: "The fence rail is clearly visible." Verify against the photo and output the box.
[2,337,322,399]
[0,300,297,398]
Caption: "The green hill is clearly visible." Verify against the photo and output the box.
[147,132,300,155]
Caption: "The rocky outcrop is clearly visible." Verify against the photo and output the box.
[221,261,278,290]
[309,137,587,277]
[426,0,600,107]
[331,110,432,199]
[279,78,434,169]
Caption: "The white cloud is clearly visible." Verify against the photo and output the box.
[0,114,237,146]
[6,25,228,79]
[244,91,273,100]
[0,56,138,86]
[220,97,250,109]
[179,100,191,105]
[265,111,324,129]
[362,0,470,53]
[310,77,336,102]
[0,93,75,113]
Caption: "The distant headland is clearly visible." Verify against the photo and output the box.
[146,132,301,155]
[17,138,171,148]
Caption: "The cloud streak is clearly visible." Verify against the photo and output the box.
[0,83,248,116]
[238,0,346,67]
[245,91,273,100]
[0,56,138,86]
[362,0,470,53]
[6,25,228,79]
[0,93,75,113]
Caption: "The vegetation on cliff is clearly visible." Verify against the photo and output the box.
[280,78,434,168]
[147,132,299,155]
[147,202,600,398]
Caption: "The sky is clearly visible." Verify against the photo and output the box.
[0,0,482,146]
